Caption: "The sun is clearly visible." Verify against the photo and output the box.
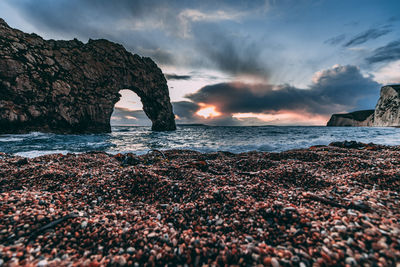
[196,104,221,119]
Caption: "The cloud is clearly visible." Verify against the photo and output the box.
[187,65,380,115]
[112,101,202,126]
[344,26,392,47]
[133,47,175,65]
[5,0,182,66]
[4,0,255,40]
[8,0,171,36]
[366,39,400,64]
[372,60,400,84]
[172,101,200,121]
[171,101,254,125]
[112,101,258,126]
[324,34,346,46]
[112,65,381,126]
[6,0,270,74]
[165,74,192,80]
[195,29,269,78]
[178,8,244,38]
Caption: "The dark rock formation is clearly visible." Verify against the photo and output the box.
[327,85,400,127]
[372,85,400,126]
[327,110,374,126]
[0,18,176,133]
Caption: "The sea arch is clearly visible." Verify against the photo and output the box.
[0,18,176,133]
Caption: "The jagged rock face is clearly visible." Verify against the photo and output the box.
[327,110,374,127]
[0,18,176,133]
[373,85,400,127]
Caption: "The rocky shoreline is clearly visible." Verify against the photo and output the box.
[0,142,399,266]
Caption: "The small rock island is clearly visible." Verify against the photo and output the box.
[327,85,400,127]
[0,18,176,133]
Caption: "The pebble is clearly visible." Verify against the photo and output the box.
[334,225,347,232]
[0,146,399,266]
[37,260,48,267]
[80,220,88,229]
[127,247,135,254]
[148,232,157,238]
[347,209,357,216]
[245,235,253,242]
[345,257,357,266]
[271,257,280,267]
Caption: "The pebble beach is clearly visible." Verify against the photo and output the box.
[0,142,399,266]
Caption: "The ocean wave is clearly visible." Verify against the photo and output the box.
[2,126,400,156]
[14,150,72,158]
[0,137,24,142]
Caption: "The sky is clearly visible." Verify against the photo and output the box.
[1,0,400,126]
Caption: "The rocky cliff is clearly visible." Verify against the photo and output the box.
[327,85,400,127]
[326,110,374,126]
[0,18,176,133]
[372,85,400,126]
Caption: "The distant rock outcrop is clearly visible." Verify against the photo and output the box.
[0,18,176,133]
[327,110,374,126]
[327,85,400,127]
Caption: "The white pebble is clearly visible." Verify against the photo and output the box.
[81,220,88,229]
[37,260,48,267]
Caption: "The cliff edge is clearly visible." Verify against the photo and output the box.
[0,18,176,133]
[327,85,400,127]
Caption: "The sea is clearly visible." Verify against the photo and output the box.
[1,125,400,158]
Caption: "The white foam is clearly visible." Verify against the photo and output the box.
[14,150,71,158]
[0,137,24,142]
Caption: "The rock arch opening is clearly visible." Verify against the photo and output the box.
[111,90,152,127]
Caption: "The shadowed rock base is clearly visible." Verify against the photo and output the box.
[0,18,176,133]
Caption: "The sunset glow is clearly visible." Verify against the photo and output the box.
[196,104,221,119]
[232,112,329,125]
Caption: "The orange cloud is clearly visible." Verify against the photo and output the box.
[196,103,222,119]
[232,110,329,125]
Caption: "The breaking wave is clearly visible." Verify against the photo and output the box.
[1,126,400,157]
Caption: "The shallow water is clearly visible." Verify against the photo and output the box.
[1,125,400,157]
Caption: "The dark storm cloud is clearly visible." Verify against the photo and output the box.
[112,101,251,126]
[195,30,269,78]
[324,34,346,46]
[7,0,270,73]
[344,26,392,47]
[172,101,200,120]
[7,0,180,65]
[9,0,168,36]
[366,40,400,64]
[136,48,176,65]
[8,0,267,37]
[187,65,380,115]
[113,65,380,125]
[165,74,192,80]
